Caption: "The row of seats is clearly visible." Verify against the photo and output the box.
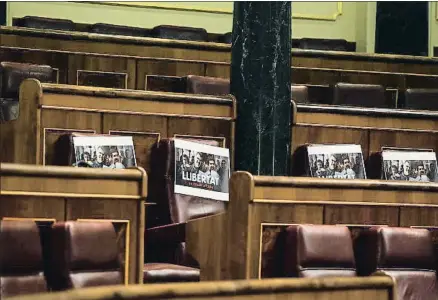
[0,220,200,298]
[10,16,356,51]
[151,74,438,110]
[1,62,437,119]
[279,225,438,300]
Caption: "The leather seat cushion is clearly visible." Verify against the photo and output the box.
[51,221,119,270]
[284,225,356,277]
[383,270,438,300]
[186,75,230,96]
[291,85,309,103]
[70,271,122,288]
[333,82,386,108]
[0,274,47,297]
[15,16,75,31]
[151,25,208,42]
[90,23,150,37]
[143,263,200,283]
[0,62,54,99]
[404,89,438,110]
[0,220,43,274]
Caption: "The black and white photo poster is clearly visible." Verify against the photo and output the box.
[307,144,366,179]
[174,139,230,201]
[382,150,437,182]
[72,135,137,169]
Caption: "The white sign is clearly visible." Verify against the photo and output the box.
[174,139,230,201]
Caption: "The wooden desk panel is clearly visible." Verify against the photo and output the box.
[0,163,147,284]
[0,80,236,173]
[12,277,394,300]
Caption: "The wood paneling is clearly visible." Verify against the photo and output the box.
[11,277,394,300]
[0,163,147,284]
[0,80,236,175]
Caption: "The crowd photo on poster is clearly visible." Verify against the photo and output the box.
[382,149,437,182]
[307,144,366,179]
[174,139,230,201]
[72,135,137,169]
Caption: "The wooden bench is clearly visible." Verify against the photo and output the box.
[292,103,438,174]
[0,163,147,284]
[0,80,236,174]
[2,25,438,74]
[10,277,394,300]
[185,173,438,280]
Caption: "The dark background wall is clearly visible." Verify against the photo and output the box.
[0,2,6,25]
[375,2,429,56]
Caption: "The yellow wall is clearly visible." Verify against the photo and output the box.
[430,1,438,56]
[6,2,368,41]
[5,1,435,56]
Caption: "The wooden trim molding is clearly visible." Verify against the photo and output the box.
[13,277,394,300]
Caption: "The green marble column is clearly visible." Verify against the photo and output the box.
[230,1,292,176]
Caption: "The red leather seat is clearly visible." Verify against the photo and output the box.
[0,220,47,297]
[283,225,356,278]
[333,82,387,108]
[186,75,230,96]
[49,221,123,290]
[354,227,438,300]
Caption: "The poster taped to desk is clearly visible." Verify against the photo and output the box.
[174,139,230,201]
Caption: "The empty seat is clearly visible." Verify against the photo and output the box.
[151,25,208,42]
[291,85,309,104]
[143,263,200,283]
[333,82,387,108]
[298,38,352,52]
[402,88,438,110]
[0,220,47,297]
[49,221,122,290]
[0,62,54,100]
[0,62,55,121]
[145,138,225,282]
[186,75,230,96]
[283,225,356,278]
[13,16,75,31]
[89,23,151,37]
[354,227,438,300]
[219,32,232,44]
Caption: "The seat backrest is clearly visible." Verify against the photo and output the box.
[49,221,122,290]
[151,25,208,42]
[186,75,230,96]
[299,38,350,51]
[89,23,151,37]
[291,85,309,104]
[333,82,387,108]
[283,225,356,278]
[0,62,54,99]
[13,16,75,31]
[0,220,47,297]
[147,138,226,228]
[354,227,438,300]
[403,88,438,111]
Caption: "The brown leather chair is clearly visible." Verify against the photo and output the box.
[13,16,75,31]
[151,25,208,42]
[144,138,226,282]
[333,82,387,108]
[185,75,230,96]
[283,225,356,278]
[0,220,48,297]
[89,23,151,37]
[402,88,438,111]
[0,62,54,121]
[143,263,200,283]
[49,221,123,290]
[291,85,309,104]
[298,38,353,52]
[354,227,438,300]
